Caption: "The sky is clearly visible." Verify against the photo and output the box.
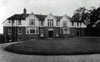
[0,0,100,33]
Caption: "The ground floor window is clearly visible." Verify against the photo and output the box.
[71,29,74,34]
[26,28,39,34]
[8,28,12,35]
[30,29,35,34]
[60,28,69,34]
[18,28,22,35]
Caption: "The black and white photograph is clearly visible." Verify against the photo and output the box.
[0,0,100,62]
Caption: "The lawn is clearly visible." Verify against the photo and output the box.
[4,37,100,55]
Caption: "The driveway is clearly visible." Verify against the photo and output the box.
[0,42,100,62]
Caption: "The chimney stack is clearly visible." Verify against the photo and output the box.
[23,8,27,18]
[23,8,27,14]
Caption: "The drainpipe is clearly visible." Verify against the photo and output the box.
[15,20,17,42]
[11,20,13,42]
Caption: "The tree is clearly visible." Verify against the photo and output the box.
[72,7,86,23]
[72,6,100,36]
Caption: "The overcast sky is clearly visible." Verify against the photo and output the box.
[0,0,100,33]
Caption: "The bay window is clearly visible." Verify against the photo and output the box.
[26,28,38,34]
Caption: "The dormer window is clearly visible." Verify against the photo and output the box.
[48,19,54,27]
[29,19,35,25]
[63,21,67,27]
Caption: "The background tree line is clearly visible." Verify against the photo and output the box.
[72,6,100,36]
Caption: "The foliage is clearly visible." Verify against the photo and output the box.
[72,6,100,36]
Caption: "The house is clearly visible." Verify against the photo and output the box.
[3,8,86,42]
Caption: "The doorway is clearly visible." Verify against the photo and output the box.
[48,31,53,38]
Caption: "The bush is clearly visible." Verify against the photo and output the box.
[0,34,5,43]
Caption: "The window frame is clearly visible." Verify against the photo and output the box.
[26,28,39,34]
[63,21,67,27]
[18,20,21,25]
[8,28,12,35]
[48,19,54,27]
[29,19,35,25]
[18,28,22,35]
[30,28,35,34]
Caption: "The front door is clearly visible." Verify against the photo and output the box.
[48,31,53,38]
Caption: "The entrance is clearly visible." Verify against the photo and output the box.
[48,31,53,38]
[77,30,80,36]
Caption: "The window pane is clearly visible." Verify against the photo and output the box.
[30,29,35,34]
[18,20,21,25]
[29,19,35,25]
[8,28,12,35]
[48,19,54,27]
[18,28,22,34]
[63,21,67,27]
[36,29,38,34]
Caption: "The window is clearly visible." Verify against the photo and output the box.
[71,29,74,34]
[26,28,38,34]
[8,28,12,35]
[72,22,74,26]
[30,29,35,34]
[18,20,21,25]
[29,19,35,25]
[56,21,59,26]
[36,29,39,34]
[48,19,54,27]
[63,28,69,34]
[41,22,44,26]
[26,28,30,34]
[8,20,11,23]
[18,28,22,35]
[77,22,79,26]
[63,21,67,27]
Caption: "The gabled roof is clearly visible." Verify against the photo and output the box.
[55,16,62,21]
[7,14,29,20]
[7,13,71,22]
[35,14,47,21]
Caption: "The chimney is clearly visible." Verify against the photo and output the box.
[23,8,27,14]
[23,8,27,18]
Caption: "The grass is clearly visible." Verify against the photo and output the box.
[4,37,100,55]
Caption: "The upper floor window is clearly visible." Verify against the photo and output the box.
[8,28,12,35]
[63,21,67,27]
[29,19,35,25]
[48,19,54,27]
[41,22,44,26]
[56,21,59,26]
[9,20,14,23]
[8,20,11,23]
[26,28,30,34]
[18,20,21,25]
[18,28,22,35]
[77,22,79,26]
[72,22,74,26]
